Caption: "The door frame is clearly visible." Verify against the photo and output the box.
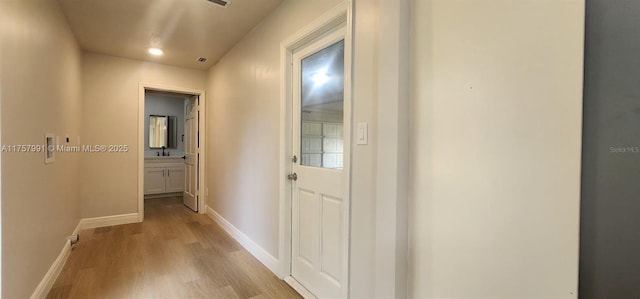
[278,1,353,297]
[138,83,207,221]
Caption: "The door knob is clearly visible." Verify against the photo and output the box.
[287,173,298,181]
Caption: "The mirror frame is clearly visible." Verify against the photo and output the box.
[149,115,177,149]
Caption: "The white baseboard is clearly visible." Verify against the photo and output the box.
[79,213,140,230]
[205,206,279,274]
[30,239,71,299]
[72,220,82,236]
[31,213,140,298]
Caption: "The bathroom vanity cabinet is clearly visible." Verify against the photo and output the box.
[144,157,185,195]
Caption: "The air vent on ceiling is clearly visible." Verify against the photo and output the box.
[206,0,230,7]
[197,57,208,63]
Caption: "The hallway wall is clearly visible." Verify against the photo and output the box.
[410,0,584,298]
[0,1,83,297]
[81,53,206,218]
[349,0,380,297]
[207,1,401,297]
[206,0,342,262]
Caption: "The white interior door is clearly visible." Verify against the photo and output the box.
[291,27,348,299]
[184,96,198,211]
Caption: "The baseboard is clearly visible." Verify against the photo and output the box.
[79,213,140,230]
[72,220,82,236]
[30,239,71,299]
[31,213,140,298]
[205,206,279,274]
[144,192,182,200]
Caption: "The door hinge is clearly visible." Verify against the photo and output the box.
[287,173,298,181]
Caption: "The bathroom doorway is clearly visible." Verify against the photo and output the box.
[138,84,206,220]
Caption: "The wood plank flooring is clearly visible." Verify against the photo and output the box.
[47,197,301,299]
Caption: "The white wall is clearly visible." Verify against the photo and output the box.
[206,1,405,297]
[144,93,186,156]
[0,1,83,297]
[409,0,584,298]
[81,53,206,218]
[206,0,342,259]
[348,1,379,297]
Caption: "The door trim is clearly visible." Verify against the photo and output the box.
[278,1,353,298]
[138,83,207,221]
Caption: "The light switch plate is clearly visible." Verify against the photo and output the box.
[357,122,368,145]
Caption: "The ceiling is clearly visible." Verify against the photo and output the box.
[57,0,282,70]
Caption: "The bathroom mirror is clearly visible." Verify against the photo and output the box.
[149,115,177,149]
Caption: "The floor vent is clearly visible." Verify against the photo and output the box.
[206,0,230,7]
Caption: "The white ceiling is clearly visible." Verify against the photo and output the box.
[57,0,282,70]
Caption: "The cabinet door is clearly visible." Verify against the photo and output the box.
[166,165,185,193]
[144,167,166,194]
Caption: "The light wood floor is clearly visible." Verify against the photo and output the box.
[47,197,301,299]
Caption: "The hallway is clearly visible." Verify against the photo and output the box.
[0,0,590,297]
[46,197,301,299]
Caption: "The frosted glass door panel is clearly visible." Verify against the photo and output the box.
[300,40,345,169]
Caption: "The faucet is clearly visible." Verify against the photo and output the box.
[161,146,166,156]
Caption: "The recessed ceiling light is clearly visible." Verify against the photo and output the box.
[148,48,164,56]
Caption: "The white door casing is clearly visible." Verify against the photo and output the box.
[277,3,352,298]
[139,84,206,221]
[184,96,198,211]
[291,26,349,299]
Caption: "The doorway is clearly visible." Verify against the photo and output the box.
[279,4,352,298]
[138,84,206,221]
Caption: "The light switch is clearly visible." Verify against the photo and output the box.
[357,122,368,145]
